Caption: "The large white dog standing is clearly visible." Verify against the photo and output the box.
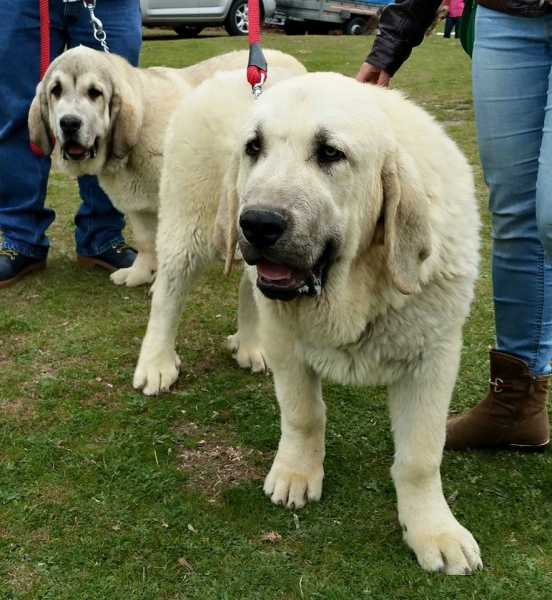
[220,73,482,574]
[135,68,482,574]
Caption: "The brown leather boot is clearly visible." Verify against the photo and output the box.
[446,350,550,451]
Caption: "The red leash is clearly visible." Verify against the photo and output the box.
[246,0,267,97]
[38,0,50,79]
[31,0,51,157]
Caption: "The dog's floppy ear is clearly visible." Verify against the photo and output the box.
[381,145,431,295]
[109,79,144,159]
[28,81,54,156]
[214,151,241,276]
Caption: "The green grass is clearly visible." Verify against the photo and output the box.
[1,31,551,599]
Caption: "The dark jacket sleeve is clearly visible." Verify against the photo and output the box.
[366,0,443,76]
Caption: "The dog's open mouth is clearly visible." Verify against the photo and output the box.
[62,139,98,161]
[253,251,330,301]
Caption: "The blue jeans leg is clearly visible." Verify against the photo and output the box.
[473,7,552,375]
[0,1,57,259]
[64,0,142,256]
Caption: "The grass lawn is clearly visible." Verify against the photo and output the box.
[1,29,552,599]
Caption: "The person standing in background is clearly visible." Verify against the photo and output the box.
[356,0,552,452]
[443,0,465,38]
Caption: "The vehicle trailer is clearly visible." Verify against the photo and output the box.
[272,0,391,35]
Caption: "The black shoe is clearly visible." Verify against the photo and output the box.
[76,243,137,272]
[0,248,47,289]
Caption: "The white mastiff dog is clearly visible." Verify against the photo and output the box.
[218,73,482,574]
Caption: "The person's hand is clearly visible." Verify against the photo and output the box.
[355,62,391,87]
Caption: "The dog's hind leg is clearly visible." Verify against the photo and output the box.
[226,268,267,373]
[111,210,158,287]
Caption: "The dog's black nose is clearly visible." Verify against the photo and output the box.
[60,115,82,133]
[240,209,287,247]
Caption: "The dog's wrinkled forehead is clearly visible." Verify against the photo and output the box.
[243,72,390,158]
[43,47,114,100]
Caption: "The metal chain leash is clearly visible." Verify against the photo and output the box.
[82,0,109,53]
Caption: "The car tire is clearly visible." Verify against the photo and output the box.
[173,25,204,38]
[225,0,253,36]
[343,16,366,35]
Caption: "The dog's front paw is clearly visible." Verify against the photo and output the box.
[133,347,181,396]
[111,266,155,287]
[405,520,483,575]
[263,456,323,510]
[226,333,267,373]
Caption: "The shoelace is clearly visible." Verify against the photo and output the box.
[0,248,18,259]
[113,243,133,254]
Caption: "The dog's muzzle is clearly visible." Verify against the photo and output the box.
[239,207,335,301]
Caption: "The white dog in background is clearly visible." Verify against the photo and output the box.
[28,46,305,288]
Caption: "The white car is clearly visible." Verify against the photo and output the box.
[140,0,276,37]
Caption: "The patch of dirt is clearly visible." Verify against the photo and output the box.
[0,398,36,422]
[6,561,37,592]
[177,433,267,501]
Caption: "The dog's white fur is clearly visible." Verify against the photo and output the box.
[134,65,482,574]
[28,46,305,287]
[136,70,482,573]
[133,66,307,394]
[229,73,481,574]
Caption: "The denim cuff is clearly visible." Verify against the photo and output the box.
[1,240,48,261]
[75,236,125,258]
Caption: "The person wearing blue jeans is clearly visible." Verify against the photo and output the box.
[0,0,142,288]
[356,0,552,451]
[443,15,461,38]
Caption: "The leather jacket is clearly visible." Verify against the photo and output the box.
[366,0,552,77]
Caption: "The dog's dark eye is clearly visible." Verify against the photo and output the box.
[245,138,262,157]
[88,88,103,100]
[51,84,62,98]
[318,144,346,164]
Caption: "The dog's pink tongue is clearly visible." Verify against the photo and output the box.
[257,260,293,281]
[67,143,85,155]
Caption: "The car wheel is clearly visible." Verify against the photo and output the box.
[173,25,204,38]
[225,0,251,36]
[343,16,366,35]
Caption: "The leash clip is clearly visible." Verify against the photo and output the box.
[82,0,110,53]
[251,73,266,99]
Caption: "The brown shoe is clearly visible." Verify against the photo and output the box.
[76,243,137,273]
[446,350,550,452]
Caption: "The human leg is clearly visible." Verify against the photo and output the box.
[0,1,66,260]
[535,25,552,267]
[0,1,69,285]
[64,0,142,260]
[444,16,454,38]
[446,8,552,449]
